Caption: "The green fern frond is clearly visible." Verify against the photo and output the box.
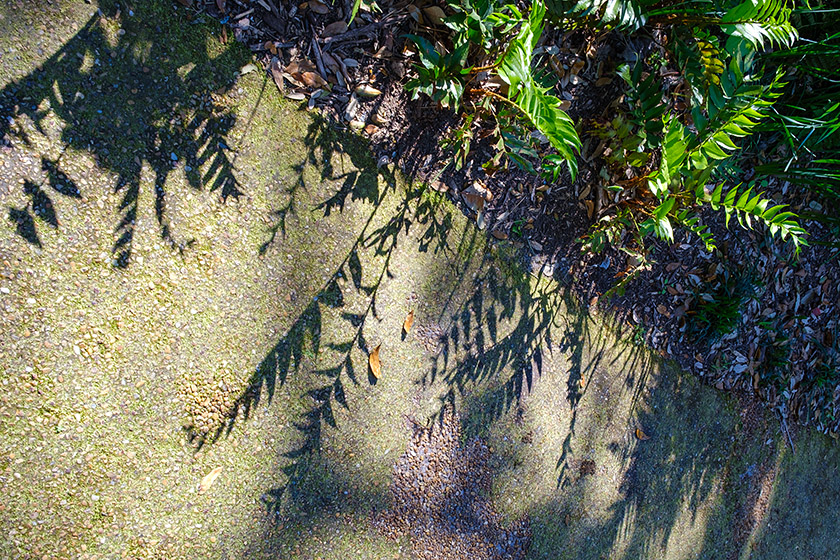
[497,0,581,178]
[689,53,785,170]
[619,62,668,146]
[705,183,808,251]
[675,208,717,251]
[720,0,798,49]
[570,0,646,30]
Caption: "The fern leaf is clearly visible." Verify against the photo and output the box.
[720,0,798,48]
[708,183,807,251]
[498,0,580,177]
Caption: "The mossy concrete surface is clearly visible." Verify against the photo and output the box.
[1,1,840,559]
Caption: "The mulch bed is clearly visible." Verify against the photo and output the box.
[375,406,531,560]
[190,0,840,438]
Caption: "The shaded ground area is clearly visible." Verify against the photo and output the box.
[1,1,840,559]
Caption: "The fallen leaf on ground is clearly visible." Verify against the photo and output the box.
[635,428,650,441]
[430,180,449,192]
[584,199,594,219]
[321,52,341,74]
[407,4,422,21]
[491,229,508,240]
[216,0,226,13]
[462,191,485,214]
[578,184,591,200]
[284,60,328,88]
[323,21,348,37]
[199,467,223,493]
[269,57,285,95]
[403,310,415,333]
[355,84,382,98]
[301,71,327,88]
[239,63,258,75]
[309,0,329,14]
[423,5,446,25]
[369,345,382,378]
[595,77,612,87]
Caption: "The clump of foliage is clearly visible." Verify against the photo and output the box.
[405,0,581,179]
[752,4,840,235]
[404,0,812,256]
[570,0,808,258]
[685,269,752,340]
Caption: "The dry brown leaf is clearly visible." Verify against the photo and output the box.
[269,57,285,95]
[301,71,327,88]
[584,199,594,219]
[403,310,415,333]
[284,60,325,88]
[471,179,492,200]
[364,124,379,135]
[595,77,612,87]
[321,52,341,75]
[309,0,330,14]
[559,99,572,111]
[462,192,485,214]
[216,0,227,13]
[578,184,591,200]
[371,112,389,125]
[430,180,449,192]
[199,467,223,493]
[665,262,681,272]
[369,344,382,378]
[423,5,446,25]
[656,304,670,318]
[635,428,650,441]
[355,84,382,98]
[323,21,348,37]
[491,229,508,240]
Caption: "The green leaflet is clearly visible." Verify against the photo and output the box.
[721,0,798,49]
[497,0,581,178]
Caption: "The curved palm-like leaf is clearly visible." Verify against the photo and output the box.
[497,0,581,178]
[720,0,798,48]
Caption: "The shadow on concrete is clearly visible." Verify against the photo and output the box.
[1,0,250,267]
